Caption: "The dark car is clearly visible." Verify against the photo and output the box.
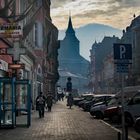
[89,96,119,119]
[83,94,115,112]
[82,100,95,111]
[73,93,94,105]
[73,97,85,105]
[78,94,94,108]
[105,91,140,126]
[104,106,121,123]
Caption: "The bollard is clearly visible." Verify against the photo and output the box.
[125,125,128,140]
[118,132,121,140]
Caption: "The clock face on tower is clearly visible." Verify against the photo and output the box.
[0,0,5,8]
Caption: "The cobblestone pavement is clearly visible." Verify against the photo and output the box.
[0,100,132,140]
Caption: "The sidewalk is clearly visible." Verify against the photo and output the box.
[0,100,130,140]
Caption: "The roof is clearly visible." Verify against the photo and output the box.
[66,16,75,34]
[59,69,87,79]
[59,70,80,78]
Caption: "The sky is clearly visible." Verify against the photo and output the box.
[51,0,140,30]
[51,0,140,61]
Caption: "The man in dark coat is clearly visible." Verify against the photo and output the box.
[36,92,46,118]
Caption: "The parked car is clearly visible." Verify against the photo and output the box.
[104,91,140,126]
[82,100,95,112]
[134,117,140,133]
[73,94,86,105]
[78,94,94,108]
[73,97,85,106]
[73,93,94,105]
[123,91,140,126]
[89,95,117,119]
[83,94,115,112]
[104,105,121,123]
[116,86,140,100]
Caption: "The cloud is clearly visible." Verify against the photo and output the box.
[51,0,78,8]
[51,0,140,29]
[110,0,140,8]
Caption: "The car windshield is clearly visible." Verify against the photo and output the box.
[92,96,104,103]
[85,96,93,101]
[107,98,118,106]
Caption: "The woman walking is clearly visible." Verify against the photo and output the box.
[67,93,73,109]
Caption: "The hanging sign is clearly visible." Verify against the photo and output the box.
[8,64,25,69]
[0,23,23,38]
[113,43,132,73]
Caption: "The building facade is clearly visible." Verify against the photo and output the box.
[131,16,140,85]
[0,0,59,108]
[89,15,140,94]
[89,36,120,93]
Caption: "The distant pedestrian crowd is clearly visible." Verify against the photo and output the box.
[35,77,74,118]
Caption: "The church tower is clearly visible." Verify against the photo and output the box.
[59,16,80,59]
[58,16,90,93]
[66,16,75,35]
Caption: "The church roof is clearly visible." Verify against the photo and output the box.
[66,16,75,34]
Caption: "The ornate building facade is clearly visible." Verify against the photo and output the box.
[0,0,59,106]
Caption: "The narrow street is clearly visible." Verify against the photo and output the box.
[0,100,120,140]
[0,1,140,140]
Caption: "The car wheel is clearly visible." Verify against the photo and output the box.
[134,119,140,133]
[125,113,133,127]
[95,111,104,119]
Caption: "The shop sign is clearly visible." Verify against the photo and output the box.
[8,64,25,69]
[0,23,23,38]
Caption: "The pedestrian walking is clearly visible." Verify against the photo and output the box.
[67,93,73,109]
[46,93,53,112]
[66,77,73,108]
[61,92,64,101]
[66,77,72,93]
[36,92,46,118]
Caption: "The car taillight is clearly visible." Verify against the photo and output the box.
[105,106,121,114]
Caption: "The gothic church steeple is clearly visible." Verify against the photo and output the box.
[66,15,75,35]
